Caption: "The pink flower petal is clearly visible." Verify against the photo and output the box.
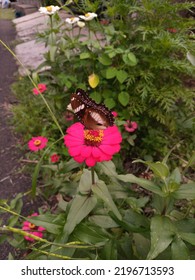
[85,156,97,167]
[102,132,122,145]
[92,147,102,158]
[68,146,82,156]
[80,146,92,158]
[73,155,85,163]
[99,144,117,155]
[64,135,83,146]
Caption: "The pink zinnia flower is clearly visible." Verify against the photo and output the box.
[50,153,60,163]
[64,122,122,167]
[28,136,48,151]
[22,213,45,242]
[33,83,47,95]
[112,111,118,118]
[124,120,138,132]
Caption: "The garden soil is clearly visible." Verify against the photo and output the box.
[0,19,40,259]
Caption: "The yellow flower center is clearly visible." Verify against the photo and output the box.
[70,17,75,22]
[84,130,104,146]
[85,13,90,17]
[46,6,52,12]
[29,223,36,229]
[34,139,41,146]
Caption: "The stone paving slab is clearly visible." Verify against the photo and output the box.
[13,10,98,75]
[13,12,47,41]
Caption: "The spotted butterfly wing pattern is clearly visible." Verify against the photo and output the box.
[70,88,114,130]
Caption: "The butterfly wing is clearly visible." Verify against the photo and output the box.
[70,88,114,130]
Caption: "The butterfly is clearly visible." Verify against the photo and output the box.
[70,88,114,130]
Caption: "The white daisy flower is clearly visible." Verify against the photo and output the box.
[65,17,80,25]
[39,6,60,15]
[77,21,85,28]
[79,12,97,21]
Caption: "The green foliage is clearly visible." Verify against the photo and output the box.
[1,155,195,260]
[12,0,195,161]
[1,0,195,260]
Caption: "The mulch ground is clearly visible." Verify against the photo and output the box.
[0,19,39,259]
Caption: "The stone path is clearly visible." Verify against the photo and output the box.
[13,11,70,75]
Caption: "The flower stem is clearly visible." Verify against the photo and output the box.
[91,167,96,185]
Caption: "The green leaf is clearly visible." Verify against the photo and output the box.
[89,215,118,228]
[32,148,49,196]
[105,67,117,79]
[101,240,117,260]
[169,168,182,184]
[79,169,98,194]
[187,51,195,66]
[80,52,91,59]
[135,160,169,179]
[173,183,195,199]
[127,52,137,65]
[179,232,195,246]
[97,161,117,177]
[118,91,129,106]
[122,52,137,66]
[90,91,102,103]
[147,216,175,260]
[133,233,150,259]
[171,237,189,260]
[63,194,97,236]
[73,223,109,245]
[49,45,57,62]
[92,180,122,220]
[98,54,112,65]
[28,214,64,234]
[104,97,116,109]
[117,174,165,196]
[116,70,128,84]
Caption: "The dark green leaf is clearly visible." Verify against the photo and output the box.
[73,223,109,245]
[117,174,165,196]
[116,70,128,84]
[179,232,195,245]
[97,161,117,177]
[104,97,116,109]
[118,91,129,106]
[171,237,189,260]
[92,180,122,220]
[89,215,118,228]
[63,194,97,236]
[79,169,98,194]
[147,216,176,260]
[98,54,112,65]
[105,67,117,79]
[173,183,195,199]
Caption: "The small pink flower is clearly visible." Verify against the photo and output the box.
[124,120,138,133]
[22,213,45,242]
[112,111,118,118]
[50,153,60,163]
[64,123,122,167]
[28,136,48,151]
[33,83,47,95]
[167,28,177,33]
